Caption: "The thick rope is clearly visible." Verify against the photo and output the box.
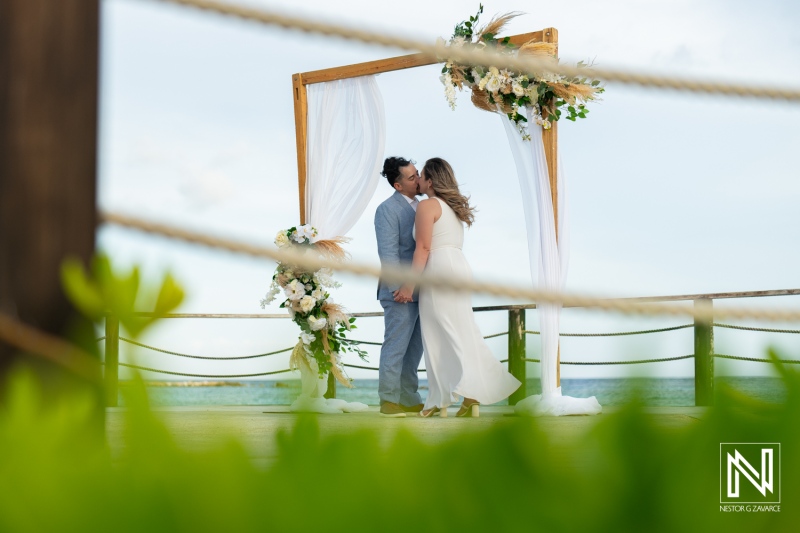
[0,312,100,382]
[714,354,800,364]
[507,355,695,365]
[156,0,800,102]
[98,211,800,324]
[523,324,695,337]
[342,362,426,372]
[117,336,293,359]
[714,323,800,334]
[115,362,294,378]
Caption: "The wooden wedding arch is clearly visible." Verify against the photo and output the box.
[290,28,564,391]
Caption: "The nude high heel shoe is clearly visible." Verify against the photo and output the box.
[456,400,479,417]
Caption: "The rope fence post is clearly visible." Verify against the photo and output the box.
[104,314,120,407]
[324,372,336,399]
[694,298,714,406]
[508,308,527,405]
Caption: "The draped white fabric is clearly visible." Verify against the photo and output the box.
[500,110,602,417]
[305,76,386,240]
[291,76,384,411]
[290,358,368,414]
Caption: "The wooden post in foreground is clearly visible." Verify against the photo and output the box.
[0,0,99,379]
[508,309,527,405]
[694,299,714,406]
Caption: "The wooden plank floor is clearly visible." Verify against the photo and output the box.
[106,406,706,467]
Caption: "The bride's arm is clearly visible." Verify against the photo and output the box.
[395,200,439,302]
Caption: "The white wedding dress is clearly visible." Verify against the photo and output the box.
[418,197,521,409]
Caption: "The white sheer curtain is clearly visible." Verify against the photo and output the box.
[305,76,386,239]
[290,75,384,413]
[501,109,601,416]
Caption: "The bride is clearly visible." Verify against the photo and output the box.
[394,158,520,417]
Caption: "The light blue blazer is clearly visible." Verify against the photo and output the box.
[374,191,418,302]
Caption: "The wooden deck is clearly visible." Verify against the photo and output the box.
[106,405,706,467]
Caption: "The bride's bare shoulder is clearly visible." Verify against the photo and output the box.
[419,198,442,210]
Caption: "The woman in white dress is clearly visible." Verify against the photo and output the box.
[394,158,521,417]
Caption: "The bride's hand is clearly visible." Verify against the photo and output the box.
[393,285,414,303]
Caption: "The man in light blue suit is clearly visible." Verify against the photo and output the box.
[374,156,424,417]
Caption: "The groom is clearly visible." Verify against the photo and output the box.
[374,156,424,417]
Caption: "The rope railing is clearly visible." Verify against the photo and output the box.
[154,0,800,103]
[109,352,800,379]
[113,362,294,378]
[713,323,800,334]
[715,354,800,364]
[118,337,293,360]
[99,322,800,362]
[103,322,800,367]
[100,211,800,324]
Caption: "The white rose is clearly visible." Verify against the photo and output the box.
[300,331,315,345]
[299,295,316,313]
[274,231,290,248]
[489,66,499,76]
[512,83,525,97]
[284,279,306,301]
[486,76,501,93]
[291,229,305,243]
[307,315,328,331]
[314,268,333,287]
[311,288,325,300]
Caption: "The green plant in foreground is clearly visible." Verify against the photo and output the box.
[0,350,798,533]
[61,254,184,338]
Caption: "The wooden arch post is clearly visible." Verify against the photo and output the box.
[291,28,561,396]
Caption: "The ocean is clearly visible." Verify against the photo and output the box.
[122,377,788,407]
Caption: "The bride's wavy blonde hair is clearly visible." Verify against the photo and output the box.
[422,158,476,227]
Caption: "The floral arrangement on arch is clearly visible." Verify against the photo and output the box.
[260,224,367,387]
[439,4,604,140]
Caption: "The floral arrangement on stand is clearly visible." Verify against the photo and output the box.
[439,4,604,140]
[260,224,367,388]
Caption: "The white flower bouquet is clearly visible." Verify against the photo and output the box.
[439,4,604,140]
[261,225,367,386]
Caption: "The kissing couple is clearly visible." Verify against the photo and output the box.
[375,156,521,417]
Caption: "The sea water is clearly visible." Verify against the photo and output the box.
[122,377,788,407]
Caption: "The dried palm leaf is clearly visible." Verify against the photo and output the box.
[550,82,601,104]
[320,329,354,388]
[315,238,350,261]
[518,41,557,58]
[471,87,514,114]
[321,301,349,329]
[475,12,523,41]
[289,341,311,372]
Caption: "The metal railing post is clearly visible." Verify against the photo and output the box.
[324,372,336,399]
[104,314,120,407]
[694,298,714,406]
[508,308,527,405]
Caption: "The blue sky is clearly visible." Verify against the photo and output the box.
[97,0,800,381]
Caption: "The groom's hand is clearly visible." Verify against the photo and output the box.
[393,286,414,303]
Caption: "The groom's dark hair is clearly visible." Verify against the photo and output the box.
[381,156,414,187]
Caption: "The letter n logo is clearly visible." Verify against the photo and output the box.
[720,443,781,504]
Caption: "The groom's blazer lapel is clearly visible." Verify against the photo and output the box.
[391,190,415,216]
